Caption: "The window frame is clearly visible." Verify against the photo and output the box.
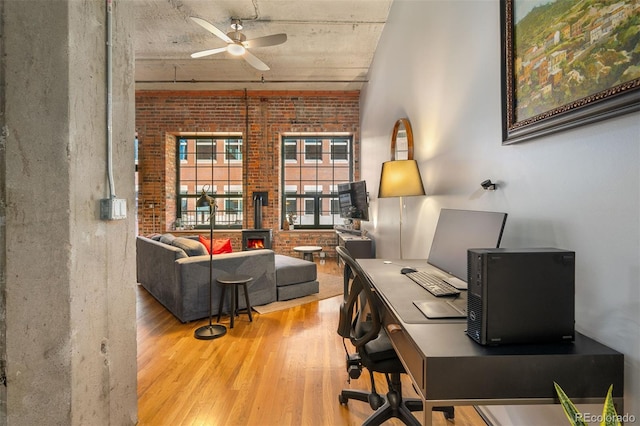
[281,134,354,230]
[176,135,244,230]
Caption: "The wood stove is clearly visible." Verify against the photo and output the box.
[242,191,272,250]
[242,229,273,250]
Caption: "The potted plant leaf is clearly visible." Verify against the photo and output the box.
[554,382,620,426]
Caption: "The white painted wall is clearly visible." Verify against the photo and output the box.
[360,0,639,423]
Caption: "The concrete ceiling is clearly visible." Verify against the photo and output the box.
[134,0,393,91]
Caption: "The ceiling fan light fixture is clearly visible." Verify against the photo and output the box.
[227,43,246,56]
[190,17,285,70]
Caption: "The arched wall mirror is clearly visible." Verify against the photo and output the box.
[390,118,414,160]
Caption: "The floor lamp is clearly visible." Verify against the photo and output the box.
[378,159,426,259]
[194,188,227,340]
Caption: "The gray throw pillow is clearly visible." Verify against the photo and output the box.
[159,233,176,245]
[171,237,207,256]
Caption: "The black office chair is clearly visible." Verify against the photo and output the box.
[336,246,454,426]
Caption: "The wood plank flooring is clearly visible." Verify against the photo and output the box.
[137,260,488,425]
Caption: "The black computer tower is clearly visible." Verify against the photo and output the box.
[467,248,575,346]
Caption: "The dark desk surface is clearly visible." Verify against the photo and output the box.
[360,259,468,324]
[357,258,624,407]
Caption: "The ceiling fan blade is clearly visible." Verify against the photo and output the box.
[190,17,233,44]
[191,47,228,58]
[242,51,270,71]
[243,33,287,49]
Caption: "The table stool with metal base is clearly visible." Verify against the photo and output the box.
[216,273,254,329]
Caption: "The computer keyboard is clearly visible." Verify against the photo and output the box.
[405,271,461,297]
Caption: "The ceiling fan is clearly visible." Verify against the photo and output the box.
[190,17,287,71]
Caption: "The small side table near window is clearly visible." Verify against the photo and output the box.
[293,246,323,261]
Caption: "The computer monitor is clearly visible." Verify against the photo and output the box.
[337,180,370,221]
[427,209,508,281]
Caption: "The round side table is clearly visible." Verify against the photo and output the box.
[293,246,323,261]
[216,273,254,329]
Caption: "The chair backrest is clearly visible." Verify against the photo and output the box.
[336,246,382,349]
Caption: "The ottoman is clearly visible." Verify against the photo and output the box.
[274,255,319,301]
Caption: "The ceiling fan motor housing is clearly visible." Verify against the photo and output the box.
[230,18,243,31]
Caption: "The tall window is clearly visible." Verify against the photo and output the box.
[281,135,353,229]
[177,135,243,229]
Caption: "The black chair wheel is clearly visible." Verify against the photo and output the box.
[368,393,384,410]
[338,394,348,405]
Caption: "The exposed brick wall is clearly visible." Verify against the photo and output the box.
[135,90,360,258]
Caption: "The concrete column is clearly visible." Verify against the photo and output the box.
[1,1,137,424]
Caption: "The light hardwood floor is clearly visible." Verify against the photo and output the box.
[137,260,488,425]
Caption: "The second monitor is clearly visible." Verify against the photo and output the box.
[338,180,370,222]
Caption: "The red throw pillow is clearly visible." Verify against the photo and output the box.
[198,235,233,254]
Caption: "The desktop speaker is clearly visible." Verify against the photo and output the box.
[467,248,575,346]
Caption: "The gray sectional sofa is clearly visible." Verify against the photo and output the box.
[274,254,319,301]
[136,234,318,323]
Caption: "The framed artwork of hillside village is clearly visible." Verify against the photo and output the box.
[501,0,640,144]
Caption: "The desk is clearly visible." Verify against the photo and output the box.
[357,259,624,426]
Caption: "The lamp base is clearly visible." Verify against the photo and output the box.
[194,323,227,340]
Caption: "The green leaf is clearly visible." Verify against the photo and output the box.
[554,382,587,426]
[600,385,620,426]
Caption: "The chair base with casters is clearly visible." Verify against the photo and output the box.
[335,245,454,425]
[338,363,454,426]
[339,370,433,426]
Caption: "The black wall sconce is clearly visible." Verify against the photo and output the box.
[481,179,497,190]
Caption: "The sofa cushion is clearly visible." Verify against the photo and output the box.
[172,237,208,256]
[198,235,233,254]
[159,233,176,245]
[277,280,319,301]
[274,254,317,287]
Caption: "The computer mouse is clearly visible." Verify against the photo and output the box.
[400,267,417,274]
